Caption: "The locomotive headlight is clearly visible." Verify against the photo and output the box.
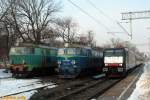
[105,63,108,66]
[71,60,76,65]
[57,61,61,65]
[119,64,122,66]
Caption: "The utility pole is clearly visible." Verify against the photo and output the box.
[129,12,133,39]
[122,10,150,40]
[149,38,150,58]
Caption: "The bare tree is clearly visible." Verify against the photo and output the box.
[86,30,96,47]
[55,17,78,44]
[87,30,94,44]
[109,38,124,48]
[0,0,61,59]
[1,0,61,44]
[0,0,17,58]
[105,38,140,54]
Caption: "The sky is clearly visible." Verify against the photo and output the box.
[57,0,150,53]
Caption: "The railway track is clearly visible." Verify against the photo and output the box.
[0,81,56,98]
[56,78,109,100]
[30,77,98,100]
[0,64,143,100]
[57,65,143,100]
[54,78,121,100]
[30,77,106,100]
[30,64,143,100]
[0,77,13,80]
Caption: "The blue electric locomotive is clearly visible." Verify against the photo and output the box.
[57,47,103,78]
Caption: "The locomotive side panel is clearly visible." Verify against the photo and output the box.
[127,50,136,70]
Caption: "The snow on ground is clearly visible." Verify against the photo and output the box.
[0,69,12,78]
[0,78,40,96]
[12,90,37,100]
[12,84,57,100]
[0,78,56,97]
[0,69,57,100]
[128,62,150,100]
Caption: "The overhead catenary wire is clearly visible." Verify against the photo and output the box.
[87,0,114,22]
[86,0,131,37]
[67,0,111,32]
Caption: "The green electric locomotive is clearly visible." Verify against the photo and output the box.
[9,44,57,78]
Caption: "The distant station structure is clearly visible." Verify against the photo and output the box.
[122,10,150,20]
[122,10,150,56]
[122,10,150,39]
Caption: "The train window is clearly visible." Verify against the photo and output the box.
[58,49,65,55]
[95,51,98,57]
[34,48,41,55]
[64,49,67,54]
[82,49,91,56]
[58,48,80,55]
[92,50,96,57]
[88,50,92,56]
[76,48,81,55]
[10,47,34,55]
[95,52,97,57]
[46,49,50,55]
[52,49,57,56]
[50,49,57,56]
[42,49,46,55]
[104,50,114,56]
[81,49,87,56]
[24,48,34,54]
[67,48,76,55]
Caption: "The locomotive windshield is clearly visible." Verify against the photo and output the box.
[104,49,124,56]
[58,48,81,55]
[104,49,124,64]
[10,47,34,55]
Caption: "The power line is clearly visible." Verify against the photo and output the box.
[116,22,131,36]
[87,0,114,22]
[86,0,131,37]
[67,0,111,32]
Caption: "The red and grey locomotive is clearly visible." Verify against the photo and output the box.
[103,48,142,77]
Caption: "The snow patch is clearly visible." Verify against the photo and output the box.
[128,63,150,100]
[13,90,37,100]
[45,84,57,89]
[0,69,57,99]
[0,69,12,78]
[0,78,56,99]
[0,79,40,96]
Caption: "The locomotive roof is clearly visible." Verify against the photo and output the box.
[59,47,92,50]
[104,47,128,51]
[12,44,57,49]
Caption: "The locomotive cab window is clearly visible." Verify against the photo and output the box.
[104,49,124,56]
[58,48,78,55]
[67,48,76,55]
